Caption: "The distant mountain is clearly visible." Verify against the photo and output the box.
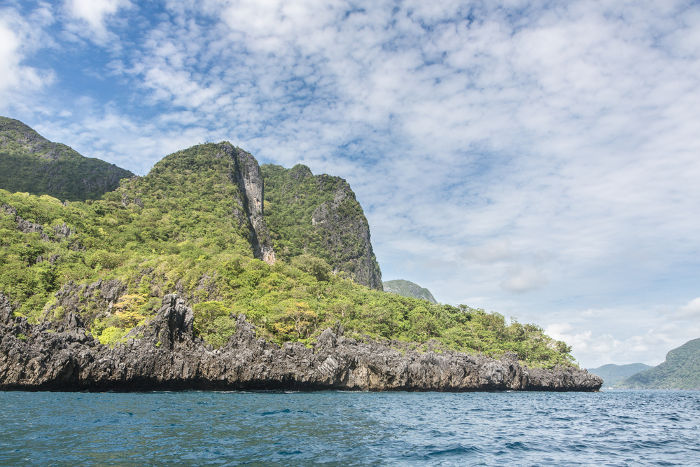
[383,279,437,303]
[621,338,700,389]
[588,363,651,388]
[0,116,134,201]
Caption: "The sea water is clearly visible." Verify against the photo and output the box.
[0,390,698,465]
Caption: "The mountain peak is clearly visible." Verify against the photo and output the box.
[621,338,700,389]
[383,279,437,303]
[0,116,134,201]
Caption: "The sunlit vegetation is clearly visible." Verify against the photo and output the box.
[262,163,382,287]
[0,143,575,367]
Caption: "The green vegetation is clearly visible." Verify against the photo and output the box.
[261,164,382,289]
[0,116,133,201]
[384,279,437,304]
[588,363,651,388]
[621,339,700,389]
[0,141,575,367]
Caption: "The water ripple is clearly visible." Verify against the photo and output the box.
[0,390,698,465]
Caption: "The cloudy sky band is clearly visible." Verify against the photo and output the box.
[1,0,699,367]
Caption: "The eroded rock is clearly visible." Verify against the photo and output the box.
[0,294,602,392]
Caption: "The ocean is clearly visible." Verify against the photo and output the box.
[0,390,698,465]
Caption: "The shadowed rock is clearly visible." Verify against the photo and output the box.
[0,293,602,392]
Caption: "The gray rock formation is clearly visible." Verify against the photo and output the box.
[311,179,381,289]
[0,293,601,392]
[2,202,74,244]
[261,164,383,289]
[42,279,127,325]
[226,144,276,264]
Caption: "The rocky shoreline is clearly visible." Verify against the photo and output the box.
[0,294,602,392]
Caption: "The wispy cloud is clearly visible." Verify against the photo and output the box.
[4,0,700,366]
[0,5,54,105]
[63,0,131,43]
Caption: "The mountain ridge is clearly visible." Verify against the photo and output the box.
[383,279,437,303]
[588,363,651,388]
[621,338,700,389]
[0,117,597,391]
[0,116,134,201]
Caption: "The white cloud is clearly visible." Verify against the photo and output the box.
[5,0,700,368]
[680,298,700,318]
[501,265,547,293]
[64,0,131,43]
[0,7,54,110]
[545,299,700,367]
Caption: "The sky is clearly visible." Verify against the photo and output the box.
[1,0,699,368]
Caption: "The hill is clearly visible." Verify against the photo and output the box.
[588,363,651,388]
[261,164,382,289]
[621,338,700,389]
[383,279,437,303]
[0,140,577,369]
[0,117,133,201]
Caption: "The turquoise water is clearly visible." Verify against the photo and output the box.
[1,390,698,465]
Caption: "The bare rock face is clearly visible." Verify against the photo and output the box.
[0,293,601,392]
[223,144,276,265]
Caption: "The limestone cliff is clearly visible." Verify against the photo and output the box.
[227,145,275,264]
[262,164,382,289]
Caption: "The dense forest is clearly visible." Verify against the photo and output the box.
[0,117,133,201]
[0,139,576,368]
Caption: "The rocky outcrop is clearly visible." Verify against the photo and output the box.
[226,144,275,264]
[0,293,601,392]
[2,203,74,243]
[311,179,382,289]
[42,279,127,325]
[261,164,383,289]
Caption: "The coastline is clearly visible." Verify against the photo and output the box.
[0,294,602,392]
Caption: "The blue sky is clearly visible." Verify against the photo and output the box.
[2,0,700,367]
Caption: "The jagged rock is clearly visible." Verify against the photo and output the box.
[2,202,75,243]
[146,294,194,349]
[44,279,127,324]
[16,217,45,236]
[1,203,17,216]
[226,145,276,264]
[0,294,602,392]
[52,223,74,240]
[0,293,13,325]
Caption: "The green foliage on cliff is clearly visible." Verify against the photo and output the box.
[261,164,383,289]
[384,279,438,304]
[621,339,700,389]
[0,142,576,367]
[0,117,134,201]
